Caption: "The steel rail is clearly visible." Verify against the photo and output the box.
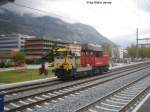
[5,64,150,112]
[75,72,150,112]
[3,62,150,96]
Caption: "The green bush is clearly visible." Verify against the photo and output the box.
[0,61,5,68]
[25,57,34,64]
[0,59,12,68]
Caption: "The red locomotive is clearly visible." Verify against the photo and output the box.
[53,44,110,80]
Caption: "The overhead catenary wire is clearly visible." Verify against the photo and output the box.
[0,0,77,30]
[12,1,77,22]
[119,0,150,43]
[4,0,150,27]
[1,0,150,37]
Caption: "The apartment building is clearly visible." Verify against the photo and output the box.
[0,34,32,59]
[25,38,69,59]
[112,46,128,59]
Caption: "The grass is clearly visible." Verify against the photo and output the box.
[0,69,54,83]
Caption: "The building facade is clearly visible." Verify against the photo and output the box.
[25,38,69,59]
[112,46,128,59]
[112,47,122,59]
[66,41,81,56]
[0,34,32,59]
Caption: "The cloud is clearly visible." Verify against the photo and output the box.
[0,9,4,13]
[2,0,150,47]
[137,0,150,12]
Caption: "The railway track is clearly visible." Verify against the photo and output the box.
[75,71,150,112]
[3,63,150,101]
[0,78,62,95]
[1,62,149,96]
[4,63,150,112]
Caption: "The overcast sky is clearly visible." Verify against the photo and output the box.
[3,0,150,47]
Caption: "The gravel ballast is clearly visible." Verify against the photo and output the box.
[33,67,150,112]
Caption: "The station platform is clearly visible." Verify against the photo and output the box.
[133,93,150,112]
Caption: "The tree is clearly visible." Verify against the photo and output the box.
[13,51,26,64]
[127,44,150,59]
[127,45,137,58]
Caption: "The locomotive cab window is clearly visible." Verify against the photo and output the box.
[55,51,66,59]
[95,51,103,57]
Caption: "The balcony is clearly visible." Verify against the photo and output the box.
[25,42,43,45]
[25,47,44,50]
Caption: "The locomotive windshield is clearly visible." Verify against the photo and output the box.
[95,51,103,57]
[55,50,75,59]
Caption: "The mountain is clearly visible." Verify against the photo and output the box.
[0,8,115,45]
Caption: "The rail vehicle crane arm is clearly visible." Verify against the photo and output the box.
[54,48,73,70]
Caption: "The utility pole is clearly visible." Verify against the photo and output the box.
[136,27,150,59]
[136,28,139,59]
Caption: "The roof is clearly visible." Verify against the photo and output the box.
[82,43,103,51]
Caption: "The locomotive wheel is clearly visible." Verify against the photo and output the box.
[60,69,74,80]
[88,70,93,77]
[104,66,109,72]
[92,67,104,75]
[71,69,78,80]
